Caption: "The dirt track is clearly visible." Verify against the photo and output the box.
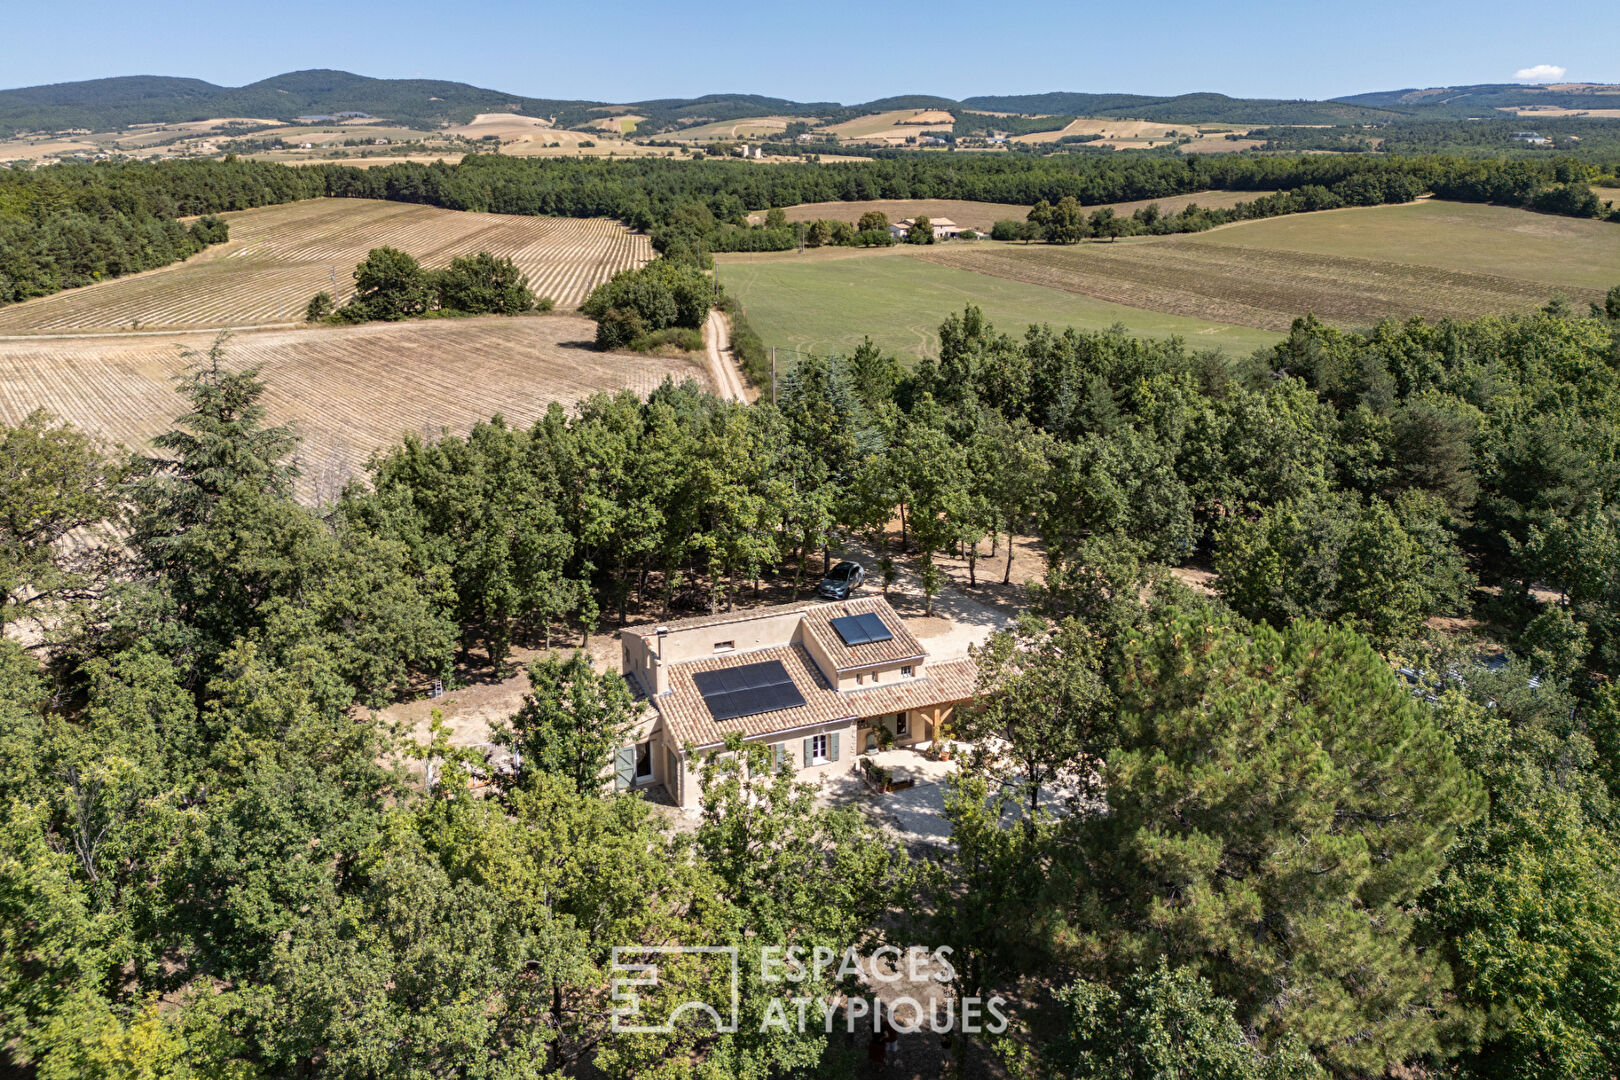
[704,309,749,402]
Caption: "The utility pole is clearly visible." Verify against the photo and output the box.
[771,346,777,406]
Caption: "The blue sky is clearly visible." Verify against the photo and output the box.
[4,0,1614,102]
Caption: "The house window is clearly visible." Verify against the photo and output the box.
[635,740,653,780]
[895,713,909,737]
[900,665,913,677]
[714,640,735,653]
[856,673,865,685]
[811,733,829,764]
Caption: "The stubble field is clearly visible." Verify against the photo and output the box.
[916,201,1620,331]
[0,316,707,502]
[0,198,652,334]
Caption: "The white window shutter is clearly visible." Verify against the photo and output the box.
[830,732,841,761]
[614,746,635,791]
[802,737,813,768]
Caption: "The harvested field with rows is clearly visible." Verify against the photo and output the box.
[0,198,652,334]
[0,315,706,502]
[916,201,1620,331]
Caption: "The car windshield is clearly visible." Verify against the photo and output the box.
[828,564,855,580]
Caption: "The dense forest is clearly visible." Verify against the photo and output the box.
[0,157,322,303]
[3,151,1615,308]
[4,268,1620,1074]
[1254,116,1620,160]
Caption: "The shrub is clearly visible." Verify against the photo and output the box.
[717,293,767,386]
[188,215,229,246]
[634,326,704,352]
[580,257,711,350]
[535,296,556,313]
[304,291,333,322]
[594,307,646,350]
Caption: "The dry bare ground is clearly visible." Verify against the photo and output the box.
[0,198,651,334]
[1011,116,1247,150]
[916,227,1610,332]
[0,315,707,502]
[703,309,750,402]
[816,108,956,143]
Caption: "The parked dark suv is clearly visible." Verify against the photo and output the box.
[816,560,866,600]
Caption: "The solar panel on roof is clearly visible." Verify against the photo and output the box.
[830,612,894,646]
[693,660,806,722]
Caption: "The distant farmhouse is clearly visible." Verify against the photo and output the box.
[889,217,964,240]
[614,596,975,808]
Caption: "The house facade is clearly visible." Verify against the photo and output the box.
[888,217,964,240]
[617,596,976,808]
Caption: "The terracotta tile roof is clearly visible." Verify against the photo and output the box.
[799,596,926,671]
[656,646,978,749]
[620,603,817,639]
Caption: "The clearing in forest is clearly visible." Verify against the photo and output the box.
[0,315,707,503]
[1008,116,1247,150]
[714,246,1281,362]
[0,198,651,334]
[915,201,1620,332]
[816,109,957,142]
[666,116,800,141]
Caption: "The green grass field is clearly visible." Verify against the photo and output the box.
[715,248,1282,363]
[1195,200,1620,292]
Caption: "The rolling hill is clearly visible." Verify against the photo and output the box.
[959,91,1410,124]
[4,70,1618,141]
[1337,82,1620,116]
[0,70,597,135]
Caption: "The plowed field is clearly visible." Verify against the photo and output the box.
[0,198,651,334]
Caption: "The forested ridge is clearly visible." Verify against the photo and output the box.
[4,278,1620,1074]
[6,69,1605,138]
[3,150,1616,307]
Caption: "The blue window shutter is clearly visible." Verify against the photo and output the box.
[614,746,635,791]
[803,737,813,766]
[830,732,841,762]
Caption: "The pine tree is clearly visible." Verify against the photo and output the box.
[1071,609,1484,1073]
